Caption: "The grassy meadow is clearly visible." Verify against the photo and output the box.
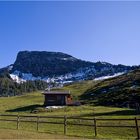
[0,80,139,139]
[0,129,88,139]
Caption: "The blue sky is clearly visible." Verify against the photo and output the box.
[0,1,140,68]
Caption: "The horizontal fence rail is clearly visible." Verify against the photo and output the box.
[0,114,139,139]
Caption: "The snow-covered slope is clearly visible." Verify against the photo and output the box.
[93,72,124,81]
[10,74,26,83]
[10,67,126,85]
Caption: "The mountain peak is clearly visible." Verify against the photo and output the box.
[12,51,93,77]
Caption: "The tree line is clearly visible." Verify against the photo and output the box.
[0,72,48,97]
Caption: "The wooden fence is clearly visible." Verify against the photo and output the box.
[0,114,139,139]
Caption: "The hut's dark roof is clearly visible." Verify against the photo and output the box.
[42,91,70,95]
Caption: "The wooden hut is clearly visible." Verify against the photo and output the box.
[42,91,73,106]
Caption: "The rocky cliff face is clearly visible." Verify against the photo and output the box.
[11,51,93,77]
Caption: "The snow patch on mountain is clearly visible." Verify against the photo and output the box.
[10,65,126,84]
[12,71,46,81]
[10,74,26,83]
[61,57,77,61]
[93,72,124,81]
[10,70,85,84]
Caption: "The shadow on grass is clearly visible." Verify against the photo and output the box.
[6,104,43,113]
[79,109,139,117]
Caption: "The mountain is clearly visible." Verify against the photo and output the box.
[0,50,140,99]
[11,51,94,77]
[81,69,140,108]
[0,51,139,84]
[8,51,94,83]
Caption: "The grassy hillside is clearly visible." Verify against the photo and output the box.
[56,80,99,97]
[0,82,139,139]
[0,92,139,139]
[0,75,139,117]
[0,80,96,115]
[81,69,140,107]
[0,91,138,118]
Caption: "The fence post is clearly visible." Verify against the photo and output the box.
[64,115,67,135]
[135,117,140,139]
[37,116,39,131]
[94,118,97,137]
[17,114,20,130]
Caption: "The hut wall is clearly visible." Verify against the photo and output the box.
[44,94,66,106]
